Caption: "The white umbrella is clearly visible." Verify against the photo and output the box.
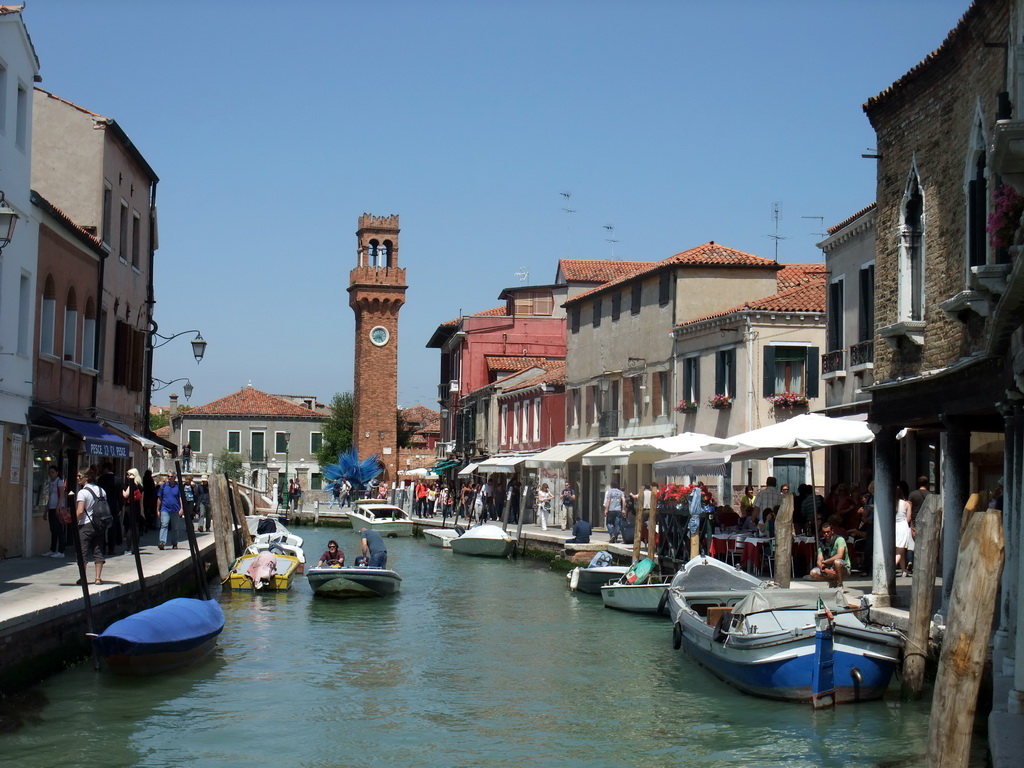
[629,432,724,455]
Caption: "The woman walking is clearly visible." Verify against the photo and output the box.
[44,465,68,558]
[895,481,915,577]
[122,468,145,554]
[536,483,553,531]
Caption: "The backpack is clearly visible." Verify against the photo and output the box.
[85,487,113,530]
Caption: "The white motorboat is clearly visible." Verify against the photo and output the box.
[600,559,673,614]
[567,564,630,594]
[307,565,402,598]
[245,515,306,572]
[423,527,459,548]
[449,523,515,557]
[346,501,414,537]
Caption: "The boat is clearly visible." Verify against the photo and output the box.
[226,551,301,591]
[449,523,515,557]
[599,558,673,614]
[423,527,460,548]
[666,567,904,705]
[567,562,630,594]
[306,565,402,598]
[90,597,225,675]
[345,500,414,537]
[245,515,307,572]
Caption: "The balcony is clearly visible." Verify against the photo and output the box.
[598,410,619,438]
[849,339,874,372]
[821,349,846,381]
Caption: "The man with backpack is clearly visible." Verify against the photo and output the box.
[75,465,109,585]
[157,472,182,550]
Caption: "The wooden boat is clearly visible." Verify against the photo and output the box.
[306,565,402,598]
[346,501,414,537]
[599,558,672,614]
[90,598,224,675]
[423,527,459,548]
[666,561,903,705]
[226,551,301,591]
[449,523,515,557]
[245,515,306,572]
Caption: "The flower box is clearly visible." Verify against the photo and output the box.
[707,394,733,410]
[674,399,698,413]
[766,391,809,409]
[988,183,1024,250]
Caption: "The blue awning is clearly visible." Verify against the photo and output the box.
[46,413,131,459]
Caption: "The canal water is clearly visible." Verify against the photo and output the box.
[3,528,938,767]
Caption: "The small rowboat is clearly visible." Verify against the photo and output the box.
[226,552,301,591]
[423,528,459,548]
[449,524,515,557]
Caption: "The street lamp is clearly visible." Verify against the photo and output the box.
[0,191,18,256]
[151,323,207,363]
[152,377,194,400]
[282,430,291,511]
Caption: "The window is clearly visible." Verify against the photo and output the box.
[63,288,78,362]
[631,283,642,314]
[17,274,30,355]
[102,183,112,245]
[512,402,520,444]
[227,431,241,453]
[533,398,541,441]
[500,404,508,445]
[0,63,7,130]
[187,430,202,453]
[112,320,144,390]
[96,309,107,377]
[275,431,290,454]
[570,306,580,334]
[763,346,819,398]
[570,387,581,428]
[899,174,925,322]
[858,265,875,343]
[966,118,988,269]
[119,201,129,261]
[310,432,323,454]
[683,357,700,403]
[827,278,844,352]
[521,400,529,443]
[513,289,554,316]
[82,298,97,370]
[659,272,671,306]
[131,211,141,268]
[657,371,670,417]
[15,83,27,150]
[629,377,642,420]
[715,349,736,397]
[40,275,56,356]
[611,291,621,321]
[592,297,602,328]
[250,431,265,462]
[310,473,323,491]
[587,385,597,425]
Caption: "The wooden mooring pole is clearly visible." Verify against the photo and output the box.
[775,494,794,588]
[902,493,941,698]
[925,508,1004,768]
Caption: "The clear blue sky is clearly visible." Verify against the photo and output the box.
[23,0,969,410]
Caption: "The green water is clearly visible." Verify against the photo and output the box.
[2,529,937,767]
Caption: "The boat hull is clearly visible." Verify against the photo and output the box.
[422,528,458,548]
[307,567,402,598]
[346,502,414,536]
[449,524,515,557]
[568,566,629,594]
[227,553,300,591]
[600,580,670,614]
[92,598,224,676]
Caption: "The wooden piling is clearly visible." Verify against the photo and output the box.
[775,494,794,588]
[210,474,234,579]
[926,508,1004,768]
[902,492,941,698]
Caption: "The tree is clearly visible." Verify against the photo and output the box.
[217,447,245,482]
[150,404,191,432]
[397,408,417,448]
[317,392,353,467]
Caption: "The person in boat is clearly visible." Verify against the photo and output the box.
[566,515,591,544]
[808,522,850,586]
[359,527,388,568]
[317,540,345,567]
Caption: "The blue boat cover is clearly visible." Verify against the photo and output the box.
[94,598,225,656]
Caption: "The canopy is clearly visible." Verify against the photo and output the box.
[398,467,437,478]
[524,441,598,469]
[582,433,719,467]
[702,413,874,455]
[477,453,538,474]
[653,450,737,478]
[458,462,480,477]
[102,420,161,451]
[38,412,130,459]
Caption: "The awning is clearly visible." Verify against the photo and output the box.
[39,412,130,459]
[582,440,633,466]
[653,450,736,477]
[476,453,538,474]
[458,462,480,476]
[525,441,598,469]
[428,459,460,473]
[103,421,160,451]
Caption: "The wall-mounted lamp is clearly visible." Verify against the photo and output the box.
[0,191,19,256]
[152,377,194,400]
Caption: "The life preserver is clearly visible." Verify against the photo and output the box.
[454,525,465,536]
[713,612,730,643]
[657,589,670,616]
[672,622,683,650]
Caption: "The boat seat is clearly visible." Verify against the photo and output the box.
[706,605,732,628]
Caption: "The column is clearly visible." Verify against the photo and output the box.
[871,424,898,605]
[996,399,1019,664]
[1011,401,1024,714]
[939,415,971,616]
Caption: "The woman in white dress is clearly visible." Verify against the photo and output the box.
[536,483,553,531]
[894,482,915,576]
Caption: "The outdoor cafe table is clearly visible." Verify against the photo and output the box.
[710,533,746,561]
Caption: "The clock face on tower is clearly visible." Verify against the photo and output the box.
[369,325,390,347]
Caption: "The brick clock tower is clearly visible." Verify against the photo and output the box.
[349,213,406,483]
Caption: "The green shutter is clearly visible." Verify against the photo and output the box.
[763,347,776,397]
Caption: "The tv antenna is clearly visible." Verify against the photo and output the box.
[764,201,788,262]
[515,266,530,283]
[560,190,576,255]
[603,224,618,258]
[801,215,826,239]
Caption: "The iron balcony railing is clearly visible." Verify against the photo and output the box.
[598,410,618,437]
[849,339,874,367]
[821,349,845,375]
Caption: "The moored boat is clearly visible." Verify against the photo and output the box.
[449,523,515,557]
[567,564,630,594]
[346,501,414,537]
[600,559,672,614]
[667,577,903,705]
[245,515,307,572]
[90,598,225,675]
[226,551,301,591]
[423,527,460,548]
[307,565,402,598]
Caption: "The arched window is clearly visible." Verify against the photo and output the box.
[367,239,380,267]
[966,114,988,270]
[381,239,393,267]
[40,275,56,356]
[64,287,78,362]
[899,172,925,322]
[82,297,97,370]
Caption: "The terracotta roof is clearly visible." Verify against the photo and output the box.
[35,87,107,120]
[184,386,324,418]
[502,361,567,393]
[863,2,979,115]
[826,203,877,235]
[485,355,563,372]
[566,242,777,305]
[154,425,171,438]
[559,258,656,282]
[401,404,439,427]
[31,190,106,253]
[776,262,826,290]
[680,279,826,327]
[473,306,508,317]
[0,6,26,16]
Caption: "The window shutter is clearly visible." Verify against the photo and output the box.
[715,354,724,395]
[763,347,776,397]
[806,347,819,398]
[694,358,700,403]
[728,351,736,400]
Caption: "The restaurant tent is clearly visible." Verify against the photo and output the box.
[653,450,738,478]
